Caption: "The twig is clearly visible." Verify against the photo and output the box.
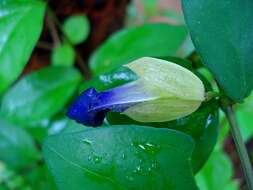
[46,7,91,79]
[36,41,53,50]
[76,52,91,79]
[46,10,60,46]
[224,105,253,189]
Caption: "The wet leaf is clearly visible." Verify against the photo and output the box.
[107,101,219,173]
[43,125,198,190]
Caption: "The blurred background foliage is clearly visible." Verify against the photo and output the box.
[0,0,252,189]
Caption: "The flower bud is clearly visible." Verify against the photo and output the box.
[122,57,205,122]
[67,57,205,126]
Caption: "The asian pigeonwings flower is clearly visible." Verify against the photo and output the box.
[67,57,205,126]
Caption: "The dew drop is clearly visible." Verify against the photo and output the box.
[126,175,134,182]
[82,138,92,145]
[122,153,127,160]
[133,165,143,174]
[144,142,161,155]
[151,161,160,170]
[138,144,145,150]
[132,141,161,155]
[93,155,102,164]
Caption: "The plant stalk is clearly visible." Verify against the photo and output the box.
[225,105,253,190]
[46,7,91,79]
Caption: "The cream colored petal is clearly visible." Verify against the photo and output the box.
[123,98,201,123]
[125,57,205,101]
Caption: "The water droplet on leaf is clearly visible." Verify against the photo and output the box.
[126,175,134,181]
[122,153,127,160]
[93,155,102,163]
[132,141,161,155]
[82,138,92,145]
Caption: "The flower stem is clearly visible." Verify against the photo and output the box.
[204,91,220,101]
[225,105,253,189]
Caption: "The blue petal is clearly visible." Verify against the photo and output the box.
[67,81,154,127]
[67,88,107,126]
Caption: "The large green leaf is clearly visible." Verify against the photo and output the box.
[89,24,188,75]
[0,120,40,169]
[182,0,253,102]
[0,0,45,94]
[61,119,89,134]
[0,66,82,126]
[108,101,218,173]
[43,125,198,190]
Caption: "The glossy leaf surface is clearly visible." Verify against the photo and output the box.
[108,101,218,173]
[182,0,253,102]
[0,1,45,94]
[43,125,198,190]
[0,66,82,126]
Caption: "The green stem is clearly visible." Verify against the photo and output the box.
[204,91,220,101]
[225,106,253,189]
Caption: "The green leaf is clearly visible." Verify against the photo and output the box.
[0,0,45,94]
[43,125,198,190]
[182,0,253,102]
[0,66,82,126]
[51,43,75,66]
[107,101,218,173]
[63,15,90,45]
[90,24,188,75]
[158,101,218,173]
[196,146,239,190]
[0,120,40,169]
